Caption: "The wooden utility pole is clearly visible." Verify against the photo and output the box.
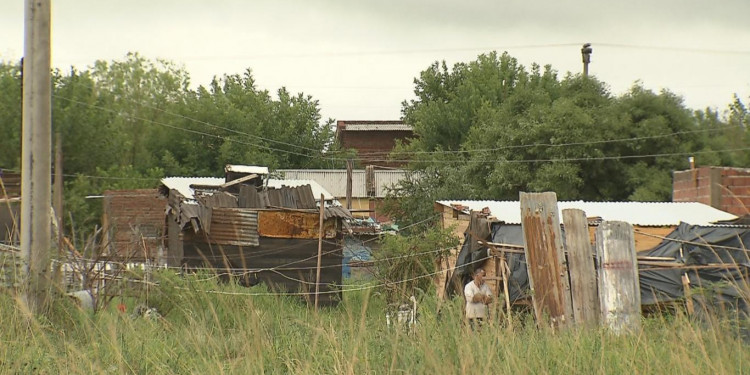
[21,0,52,314]
[596,221,641,334]
[562,209,599,327]
[345,159,353,210]
[519,192,572,329]
[314,193,325,310]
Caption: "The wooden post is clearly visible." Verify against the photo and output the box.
[21,0,53,315]
[562,209,599,327]
[519,192,573,329]
[682,273,694,315]
[346,159,353,210]
[53,134,63,251]
[500,256,512,328]
[596,221,641,334]
[365,165,375,197]
[52,134,63,288]
[314,193,325,310]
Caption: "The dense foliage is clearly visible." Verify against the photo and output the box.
[1,51,749,232]
[387,52,749,225]
[0,53,340,235]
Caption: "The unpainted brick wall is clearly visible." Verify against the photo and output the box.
[673,167,750,216]
[103,189,166,259]
[339,130,413,167]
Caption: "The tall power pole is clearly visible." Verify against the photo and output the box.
[21,0,52,314]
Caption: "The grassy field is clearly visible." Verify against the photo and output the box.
[2,272,748,374]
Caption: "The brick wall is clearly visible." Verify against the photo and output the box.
[673,167,750,216]
[336,121,414,167]
[103,189,166,260]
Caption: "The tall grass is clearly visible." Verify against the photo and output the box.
[1,271,748,374]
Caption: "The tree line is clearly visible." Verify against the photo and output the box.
[387,52,749,226]
[0,51,748,233]
[0,53,346,235]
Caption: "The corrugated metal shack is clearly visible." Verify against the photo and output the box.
[161,165,352,306]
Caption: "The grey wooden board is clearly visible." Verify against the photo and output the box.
[562,208,599,327]
[520,192,573,328]
[596,221,641,333]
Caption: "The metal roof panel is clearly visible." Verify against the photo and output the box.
[436,200,738,227]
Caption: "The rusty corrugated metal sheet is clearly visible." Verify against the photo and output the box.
[204,208,259,246]
[520,192,572,328]
[258,210,337,239]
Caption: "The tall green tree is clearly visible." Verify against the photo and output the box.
[387,52,742,225]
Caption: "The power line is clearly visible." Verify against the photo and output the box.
[358,145,750,165]
[595,43,750,56]
[171,43,582,61]
[354,125,747,157]
[92,94,331,154]
[52,95,339,162]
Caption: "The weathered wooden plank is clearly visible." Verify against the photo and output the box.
[562,208,599,327]
[596,221,641,333]
[520,192,572,328]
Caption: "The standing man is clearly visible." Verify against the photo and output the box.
[464,268,494,329]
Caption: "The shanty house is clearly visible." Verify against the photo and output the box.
[433,200,739,302]
[159,165,352,306]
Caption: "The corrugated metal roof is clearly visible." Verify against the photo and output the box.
[373,170,410,197]
[266,179,334,201]
[436,200,738,227]
[277,169,410,198]
[225,165,269,175]
[277,170,363,197]
[162,177,224,200]
[344,123,413,131]
[161,177,335,201]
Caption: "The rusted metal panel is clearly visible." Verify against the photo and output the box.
[258,210,337,239]
[520,192,573,328]
[202,208,259,246]
[596,221,641,334]
[562,208,599,327]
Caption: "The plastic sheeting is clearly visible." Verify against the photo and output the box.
[640,222,750,311]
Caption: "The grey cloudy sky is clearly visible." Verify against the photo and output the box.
[1,0,749,122]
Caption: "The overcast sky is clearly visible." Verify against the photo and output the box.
[1,0,749,122]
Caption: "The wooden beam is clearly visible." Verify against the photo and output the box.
[562,208,599,328]
[315,193,324,311]
[519,192,573,329]
[596,221,641,334]
[219,174,259,190]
